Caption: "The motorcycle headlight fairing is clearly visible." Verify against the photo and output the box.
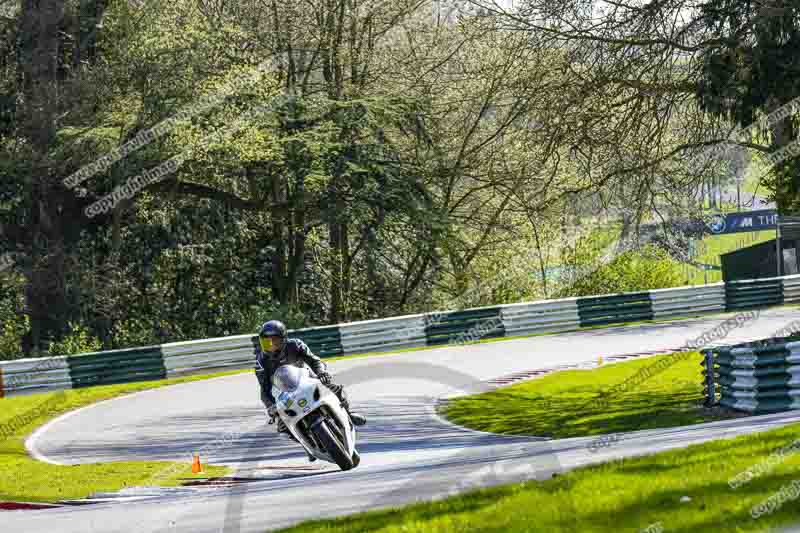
[273,365,303,393]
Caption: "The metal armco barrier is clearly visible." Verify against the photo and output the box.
[68,346,166,389]
[425,307,504,346]
[292,325,344,358]
[577,292,652,327]
[1,357,72,397]
[500,298,580,337]
[162,334,254,378]
[4,272,800,398]
[650,284,725,320]
[725,276,784,311]
[703,340,800,413]
[782,275,800,304]
[339,314,426,354]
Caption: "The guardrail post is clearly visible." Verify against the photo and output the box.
[702,349,717,407]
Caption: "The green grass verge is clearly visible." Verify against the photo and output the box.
[274,421,800,533]
[442,352,737,438]
[0,370,241,502]
[275,352,800,533]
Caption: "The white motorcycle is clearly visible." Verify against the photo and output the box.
[270,364,360,471]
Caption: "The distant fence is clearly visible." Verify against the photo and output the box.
[3,273,800,398]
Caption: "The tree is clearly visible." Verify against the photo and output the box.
[695,0,800,213]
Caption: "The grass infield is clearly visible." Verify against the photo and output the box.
[274,352,800,533]
[441,351,733,438]
[0,371,238,502]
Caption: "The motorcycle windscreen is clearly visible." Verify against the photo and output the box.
[272,365,303,393]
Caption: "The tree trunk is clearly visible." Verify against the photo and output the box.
[328,217,344,324]
[269,168,291,306]
[18,0,69,354]
[531,220,548,298]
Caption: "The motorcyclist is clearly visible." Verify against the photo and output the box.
[254,320,366,460]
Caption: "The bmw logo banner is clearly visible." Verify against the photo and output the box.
[704,210,777,235]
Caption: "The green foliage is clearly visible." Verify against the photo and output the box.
[0,313,28,361]
[47,323,102,357]
[696,0,800,212]
[0,272,27,361]
[561,244,685,297]
[2,0,723,355]
[110,318,160,349]
[0,301,27,361]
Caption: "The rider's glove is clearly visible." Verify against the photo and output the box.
[317,372,333,385]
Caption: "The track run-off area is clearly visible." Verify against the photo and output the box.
[8,307,800,533]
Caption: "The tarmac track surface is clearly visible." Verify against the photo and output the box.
[8,307,800,533]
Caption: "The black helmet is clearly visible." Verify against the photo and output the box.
[259,320,287,353]
[259,320,287,339]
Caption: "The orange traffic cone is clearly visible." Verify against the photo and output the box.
[191,453,203,474]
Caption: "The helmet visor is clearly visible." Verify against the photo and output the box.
[260,336,276,352]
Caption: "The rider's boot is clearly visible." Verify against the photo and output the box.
[326,383,367,426]
[348,410,367,426]
[339,396,367,426]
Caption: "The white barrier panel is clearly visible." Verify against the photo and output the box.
[339,316,427,354]
[0,356,72,397]
[500,298,580,336]
[162,336,255,377]
[723,375,759,389]
[783,276,800,303]
[650,284,725,319]
[720,397,759,411]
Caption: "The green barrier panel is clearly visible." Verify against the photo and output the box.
[577,302,652,320]
[288,326,344,358]
[577,292,651,306]
[576,293,653,327]
[68,348,166,388]
[725,279,783,311]
[70,366,168,386]
[720,396,793,413]
[725,295,783,310]
[425,307,504,346]
[428,308,500,321]
[249,328,343,358]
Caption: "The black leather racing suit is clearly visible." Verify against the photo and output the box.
[254,338,351,437]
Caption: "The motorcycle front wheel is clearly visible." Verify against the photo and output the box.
[311,419,354,471]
